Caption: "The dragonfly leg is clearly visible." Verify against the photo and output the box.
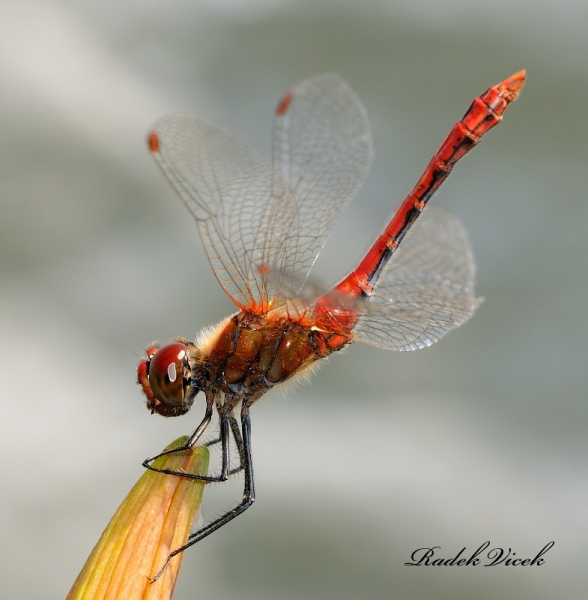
[204,409,245,476]
[150,403,255,582]
[142,392,231,483]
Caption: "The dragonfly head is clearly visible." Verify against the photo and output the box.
[137,341,198,417]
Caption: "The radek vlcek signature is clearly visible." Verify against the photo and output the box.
[405,541,554,567]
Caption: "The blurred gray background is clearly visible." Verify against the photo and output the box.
[1,1,586,598]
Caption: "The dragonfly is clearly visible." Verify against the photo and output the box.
[138,70,525,577]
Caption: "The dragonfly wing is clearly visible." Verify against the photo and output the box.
[149,115,292,311]
[353,207,480,351]
[257,73,374,304]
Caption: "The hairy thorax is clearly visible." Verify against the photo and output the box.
[191,310,352,409]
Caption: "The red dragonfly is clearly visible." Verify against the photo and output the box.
[138,71,525,574]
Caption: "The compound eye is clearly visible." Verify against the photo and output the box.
[148,342,188,408]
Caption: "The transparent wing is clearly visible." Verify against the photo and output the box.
[257,73,374,304]
[353,207,480,351]
[149,74,373,313]
[149,116,289,311]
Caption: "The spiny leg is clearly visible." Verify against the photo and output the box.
[149,402,255,582]
[204,409,245,476]
[143,393,231,483]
